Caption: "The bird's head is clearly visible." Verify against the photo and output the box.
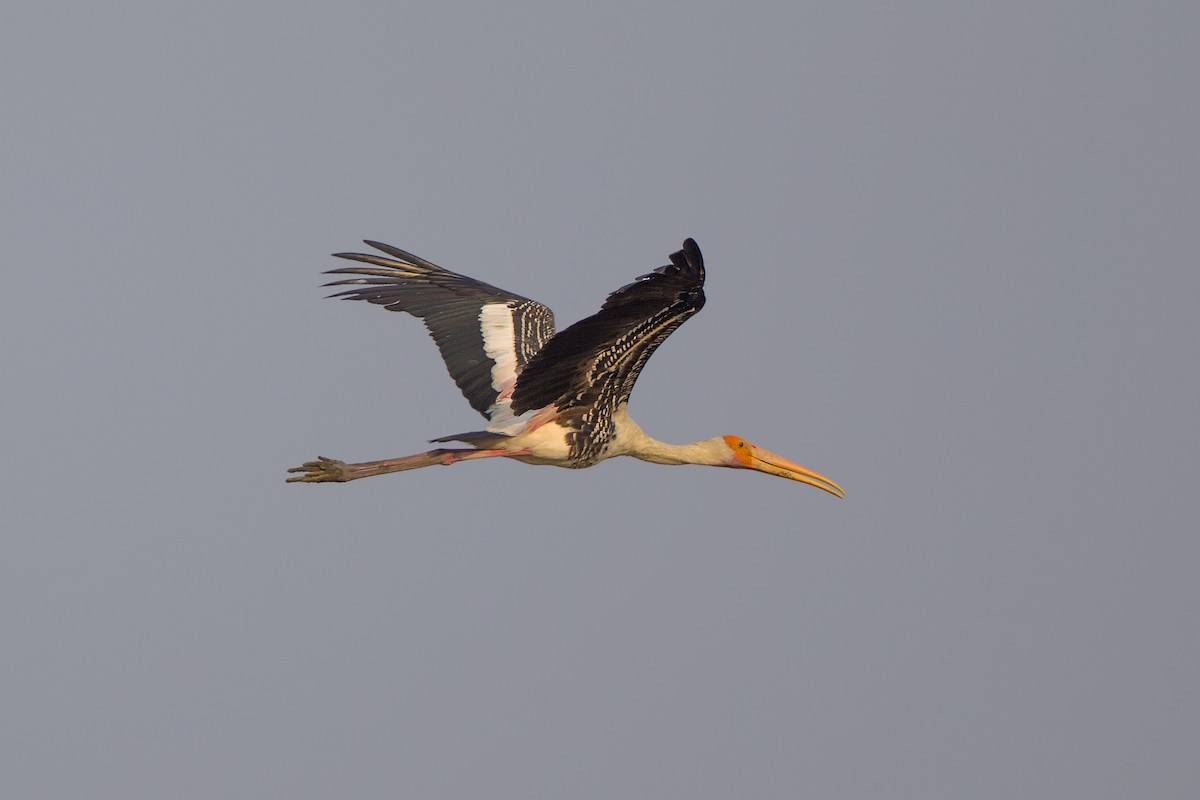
[717,435,844,498]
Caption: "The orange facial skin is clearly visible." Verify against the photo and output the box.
[723,435,844,498]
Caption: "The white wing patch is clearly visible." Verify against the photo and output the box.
[479,303,519,393]
[479,302,539,433]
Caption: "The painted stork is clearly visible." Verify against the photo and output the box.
[287,238,843,498]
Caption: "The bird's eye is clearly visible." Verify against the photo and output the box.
[738,441,745,448]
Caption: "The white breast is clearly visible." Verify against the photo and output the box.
[506,421,573,465]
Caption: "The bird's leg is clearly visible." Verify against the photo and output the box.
[286,448,523,483]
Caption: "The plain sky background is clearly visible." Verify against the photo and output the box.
[3,1,1198,797]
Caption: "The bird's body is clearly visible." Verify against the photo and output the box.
[288,239,843,498]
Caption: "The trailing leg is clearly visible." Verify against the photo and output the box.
[286,448,517,483]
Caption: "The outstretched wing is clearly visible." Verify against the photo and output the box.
[511,239,706,427]
[323,241,556,423]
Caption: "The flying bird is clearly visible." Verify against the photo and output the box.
[287,238,843,497]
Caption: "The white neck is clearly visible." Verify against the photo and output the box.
[630,437,730,466]
[609,408,730,466]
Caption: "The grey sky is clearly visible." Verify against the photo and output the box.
[3,1,1198,797]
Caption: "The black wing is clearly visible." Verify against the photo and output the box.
[323,241,556,421]
[511,239,706,417]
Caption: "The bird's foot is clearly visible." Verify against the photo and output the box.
[286,456,351,483]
